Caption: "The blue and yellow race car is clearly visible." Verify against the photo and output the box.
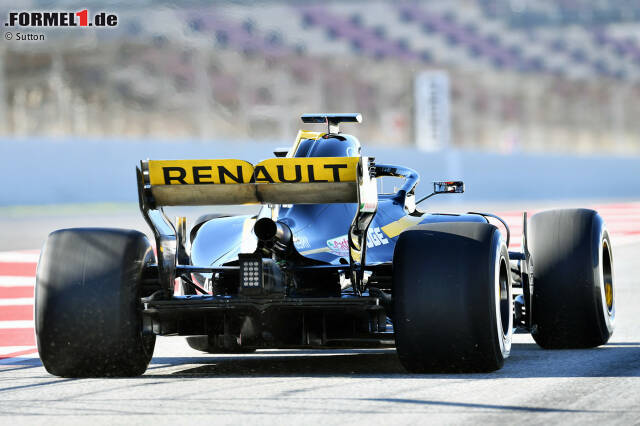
[35,113,615,376]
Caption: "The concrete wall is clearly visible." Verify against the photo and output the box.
[1,138,638,206]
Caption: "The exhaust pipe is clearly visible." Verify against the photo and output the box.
[254,217,293,254]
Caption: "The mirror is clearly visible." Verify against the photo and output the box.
[433,181,464,194]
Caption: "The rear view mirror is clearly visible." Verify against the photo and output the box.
[433,181,464,194]
[417,181,464,205]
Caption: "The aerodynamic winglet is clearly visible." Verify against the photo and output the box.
[301,113,362,134]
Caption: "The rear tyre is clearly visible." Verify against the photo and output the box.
[36,228,156,377]
[529,209,614,349]
[393,222,512,373]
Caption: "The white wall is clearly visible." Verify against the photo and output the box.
[1,138,638,206]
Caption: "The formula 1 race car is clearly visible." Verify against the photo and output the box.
[35,113,615,377]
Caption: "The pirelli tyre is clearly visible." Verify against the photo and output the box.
[529,209,614,349]
[393,222,512,373]
[35,228,156,377]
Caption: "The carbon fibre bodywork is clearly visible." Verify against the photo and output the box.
[191,201,486,270]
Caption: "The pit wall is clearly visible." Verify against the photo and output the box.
[1,138,638,206]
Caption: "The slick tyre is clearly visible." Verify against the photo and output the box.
[529,209,614,349]
[393,222,512,373]
[35,228,156,377]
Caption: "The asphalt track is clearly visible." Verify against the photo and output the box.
[0,202,639,425]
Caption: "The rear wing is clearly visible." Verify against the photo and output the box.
[140,157,365,206]
[136,156,377,297]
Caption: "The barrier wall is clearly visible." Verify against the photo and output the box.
[1,138,638,206]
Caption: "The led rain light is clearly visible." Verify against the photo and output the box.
[241,259,262,287]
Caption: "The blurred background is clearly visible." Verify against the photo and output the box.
[1,0,639,208]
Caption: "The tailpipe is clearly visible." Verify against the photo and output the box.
[254,217,292,254]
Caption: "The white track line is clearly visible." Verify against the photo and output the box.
[0,298,33,306]
[0,346,36,354]
[0,320,34,328]
[0,277,35,287]
[0,252,40,263]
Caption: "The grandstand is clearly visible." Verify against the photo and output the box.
[1,0,639,154]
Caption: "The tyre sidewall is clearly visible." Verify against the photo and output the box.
[35,228,156,377]
[592,223,615,339]
[492,235,513,361]
[393,222,512,372]
[530,209,614,348]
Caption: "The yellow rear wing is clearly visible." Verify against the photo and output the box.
[136,113,379,297]
[140,156,374,207]
[136,155,378,297]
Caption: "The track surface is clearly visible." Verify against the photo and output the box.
[1,202,639,424]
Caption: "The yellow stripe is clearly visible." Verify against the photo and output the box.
[301,215,424,257]
[290,130,325,158]
[350,248,361,262]
[300,247,331,256]
[297,130,325,142]
[380,215,423,238]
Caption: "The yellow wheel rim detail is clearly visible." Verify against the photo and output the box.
[605,281,613,311]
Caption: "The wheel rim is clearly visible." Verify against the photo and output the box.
[498,257,510,337]
[602,239,614,315]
